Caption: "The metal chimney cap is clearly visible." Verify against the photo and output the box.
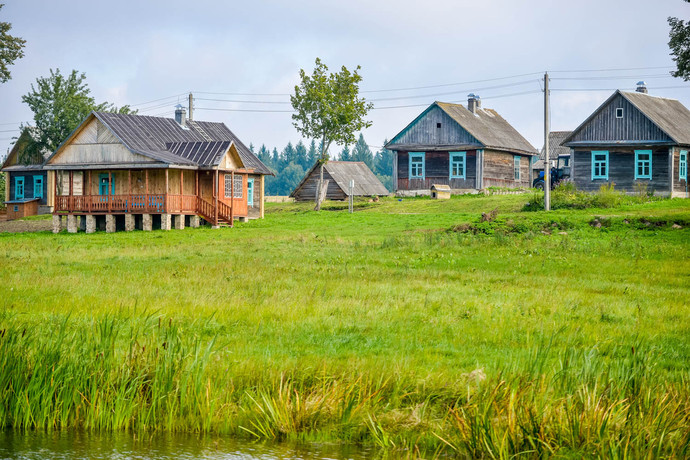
[467,93,480,99]
[175,104,186,110]
[636,81,647,86]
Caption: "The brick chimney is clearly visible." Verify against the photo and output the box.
[468,93,481,114]
[635,81,648,94]
[175,104,187,126]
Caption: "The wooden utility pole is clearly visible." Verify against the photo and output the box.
[544,72,551,211]
[188,93,194,121]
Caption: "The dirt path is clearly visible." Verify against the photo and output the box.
[0,213,52,233]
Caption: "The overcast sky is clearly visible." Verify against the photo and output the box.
[1,0,689,159]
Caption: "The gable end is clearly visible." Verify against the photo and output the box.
[388,104,482,148]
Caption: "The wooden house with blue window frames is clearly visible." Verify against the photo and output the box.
[41,106,272,232]
[563,83,690,197]
[2,128,53,219]
[385,96,538,194]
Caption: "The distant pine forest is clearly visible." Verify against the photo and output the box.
[251,134,394,196]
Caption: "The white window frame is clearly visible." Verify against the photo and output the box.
[409,152,425,179]
[634,150,652,180]
[615,108,624,119]
[679,150,687,181]
[224,174,232,198]
[591,151,609,180]
[234,175,243,199]
[449,151,466,179]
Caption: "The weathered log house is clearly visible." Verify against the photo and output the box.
[386,96,538,194]
[43,107,272,233]
[563,83,690,197]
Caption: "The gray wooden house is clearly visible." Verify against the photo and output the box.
[290,161,388,201]
[533,131,572,173]
[563,83,690,197]
[385,96,538,194]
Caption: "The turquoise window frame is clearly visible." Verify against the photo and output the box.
[98,173,115,196]
[634,150,652,180]
[33,175,43,199]
[449,152,466,179]
[514,156,521,180]
[409,152,425,179]
[247,178,254,207]
[591,151,609,180]
[679,150,687,181]
[15,176,24,200]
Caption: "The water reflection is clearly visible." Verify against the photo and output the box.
[0,431,377,459]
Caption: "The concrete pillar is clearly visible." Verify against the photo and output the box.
[85,215,96,234]
[174,214,185,230]
[67,215,78,233]
[52,215,62,234]
[105,215,116,233]
[190,215,200,228]
[161,213,171,231]
[125,214,135,232]
[142,214,152,231]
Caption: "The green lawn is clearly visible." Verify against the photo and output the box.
[1,194,689,457]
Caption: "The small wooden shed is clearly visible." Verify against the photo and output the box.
[290,161,389,201]
[430,184,451,199]
[5,198,40,220]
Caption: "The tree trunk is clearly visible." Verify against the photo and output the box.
[314,132,328,211]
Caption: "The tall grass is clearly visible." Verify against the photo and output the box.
[0,195,689,455]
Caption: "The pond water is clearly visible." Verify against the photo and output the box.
[0,431,378,460]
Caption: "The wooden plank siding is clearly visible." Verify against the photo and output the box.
[396,150,477,190]
[483,149,532,188]
[672,148,689,195]
[391,105,481,147]
[292,167,348,201]
[568,94,673,144]
[572,147,670,193]
[7,171,48,205]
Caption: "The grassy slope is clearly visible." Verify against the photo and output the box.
[1,194,689,456]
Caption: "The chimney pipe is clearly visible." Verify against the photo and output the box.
[175,104,187,127]
[468,93,481,114]
[636,81,648,94]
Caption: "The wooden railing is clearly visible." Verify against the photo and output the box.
[55,194,173,214]
[217,200,233,225]
[196,197,215,223]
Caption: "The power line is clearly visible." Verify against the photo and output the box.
[551,73,675,81]
[359,71,544,93]
[131,92,188,107]
[551,85,690,92]
[548,65,674,73]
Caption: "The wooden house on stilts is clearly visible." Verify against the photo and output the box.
[44,106,272,233]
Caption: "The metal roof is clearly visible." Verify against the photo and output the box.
[435,102,538,155]
[46,112,272,174]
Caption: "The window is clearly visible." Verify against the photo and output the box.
[591,151,609,180]
[14,177,24,200]
[224,174,232,197]
[98,174,115,195]
[13,205,18,212]
[615,108,624,118]
[247,178,254,207]
[409,152,425,179]
[514,156,521,180]
[436,122,442,129]
[234,176,243,198]
[449,152,466,179]
[635,150,652,180]
[680,150,687,181]
[33,175,43,199]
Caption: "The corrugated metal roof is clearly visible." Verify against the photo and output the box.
[435,102,538,155]
[88,112,272,173]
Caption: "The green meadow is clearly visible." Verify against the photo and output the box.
[1,193,689,458]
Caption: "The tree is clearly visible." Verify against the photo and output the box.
[22,69,134,158]
[374,139,394,192]
[0,4,25,83]
[669,1,690,80]
[351,133,374,169]
[307,139,318,166]
[294,140,308,169]
[339,145,351,161]
[290,58,373,209]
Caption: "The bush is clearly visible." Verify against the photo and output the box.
[523,182,661,212]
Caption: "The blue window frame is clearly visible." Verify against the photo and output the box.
[514,156,521,180]
[409,152,425,179]
[591,151,609,180]
[15,176,24,200]
[449,152,466,179]
[98,173,115,196]
[679,150,687,181]
[33,175,43,199]
[247,178,254,207]
[634,150,652,180]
